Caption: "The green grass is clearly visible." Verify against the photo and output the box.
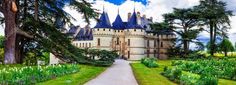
[37,65,106,85]
[219,79,236,85]
[130,60,176,85]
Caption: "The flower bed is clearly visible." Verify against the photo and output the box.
[172,58,236,80]
[162,67,218,85]
[0,64,79,85]
[162,58,236,85]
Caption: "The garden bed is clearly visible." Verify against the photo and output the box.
[162,58,236,85]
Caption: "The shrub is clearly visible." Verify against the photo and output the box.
[141,57,158,68]
[197,75,218,85]
[162,67,183,83]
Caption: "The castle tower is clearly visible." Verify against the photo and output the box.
[112,8,126,56]
[124,9,146,60]
[93,8,113,51]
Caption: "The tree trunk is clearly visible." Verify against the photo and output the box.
[224,50,227,56]
[213,21,217,55]
[34,0,38,20]
[3,0,17,64]
[183,27,188,57]
[209,20,214,56]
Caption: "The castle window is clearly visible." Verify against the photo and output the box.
[76,43,78,47]
[98,38,100,46]
[128,39,130,46]
[147,40,150,47]
[86,43,88,47]
[134,29,136,32]
[103,29,105,31]
[83,43,84,47]
[154,50,157,57]
[118,30,120,32]
[97,29,99,31]
[121,30,123,32]
[154,40,157,47]
[117,38,119,45]
[89,43,91,47]
[161,42,163,47]
[80,43,81,47]
[147,50,150,57]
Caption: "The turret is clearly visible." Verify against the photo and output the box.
[128,12,131,21]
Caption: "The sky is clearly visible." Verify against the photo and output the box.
[0,0,235,46]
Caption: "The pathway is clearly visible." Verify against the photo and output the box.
[85,59,138,85]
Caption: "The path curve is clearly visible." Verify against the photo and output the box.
[84,59,138,85]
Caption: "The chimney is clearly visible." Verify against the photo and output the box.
[137,12,141,25]
[128,12,131,21]
[150,17,153,22]
[137,12,141,18]
[143,15,146,20]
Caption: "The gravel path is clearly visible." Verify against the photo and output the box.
[84,59,138,85]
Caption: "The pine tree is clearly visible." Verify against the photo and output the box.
[0,0,98,64]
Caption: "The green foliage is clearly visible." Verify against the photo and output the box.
[0,36,4,48]
[0,64,79,85]
[163,8,201,56]
[0,48,3,64]
[141,57,158,68]
[195,0,233,56]
[219,38,235,56]
[197,75,218,85]
[162,67,182,82]
[172,59,236,80]
[23,51,50,66]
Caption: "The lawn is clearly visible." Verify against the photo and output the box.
[130,60,176,85]
[37,65,106,85]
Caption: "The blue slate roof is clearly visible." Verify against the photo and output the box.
[68,25,79,34]
[75,26,93,41]
[112,14,125,30]
[94,11,112,28]
[127,11,143,29]
[75,28,85,41]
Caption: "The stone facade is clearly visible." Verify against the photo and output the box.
[69,9,175,60]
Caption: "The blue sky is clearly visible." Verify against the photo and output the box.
[104,0,148,5]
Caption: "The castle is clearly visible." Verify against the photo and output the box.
[66,9,175,60]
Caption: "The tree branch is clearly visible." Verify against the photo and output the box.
[16,29,34,39]
[0,6,3,13]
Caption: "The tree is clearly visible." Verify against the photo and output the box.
[235,42,236,52]
[0,0,18,64]
[195,0,233,56]
[219,38,234,56]
[0,0,98,64]
[163,8,201,57]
